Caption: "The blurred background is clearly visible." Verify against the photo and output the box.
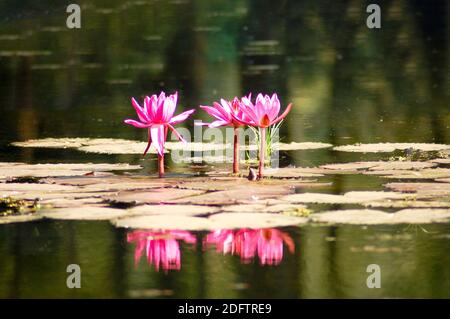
[0,0,448,155]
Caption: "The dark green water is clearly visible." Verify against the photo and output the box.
[0,221,449,298]
[0,0,449,298]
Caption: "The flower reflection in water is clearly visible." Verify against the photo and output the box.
[204,228,295,266]
[127,230,196,272]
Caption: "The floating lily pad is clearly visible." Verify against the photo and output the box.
[364,200,450,209]
[0,214,42,224]
[368,168,450,179]
[333,143,450,153]
[384,182,450,197]
[0,162,142,178]
[78,142,160,154]
[168,185,295,205]
[264,167,324,178]
[221,203,307,213]
[208,212,308,228]
[40,197,105,208]
[105,188,205,205]
[430,158,450,165]
[113,215,214,230]
[127,204,219,216]
[40,206,128,220]
[321,161,436,171]
[311,209,446,225]
[280,191,407,204]
[0,183,77,192]
[276,142,332,150]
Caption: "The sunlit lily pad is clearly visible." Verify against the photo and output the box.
[168,185,295,205]
[113,215,214,230]
[222,203,307,213]
[0,162,141,178]
[40,197,105,208]
[208,212,308,228]
[275,142,333,151]
[127,204,219,216]
[384,182,450,197]
[0,214,42,224]
[364,200,450,209]
[312,208,450,225]
[105,188,205,205]
[429,158,450,165]
[333,143,450,153]
[280,191,407,204]
[321,161,436,171]
[40,206,128,220]
[368,168,450,179]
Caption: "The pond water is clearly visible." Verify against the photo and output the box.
[0,0,448,298]
[0,221,449,298]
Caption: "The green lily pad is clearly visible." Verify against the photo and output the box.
[333,143,450,153]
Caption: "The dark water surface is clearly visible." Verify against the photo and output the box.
[0,0,449,298]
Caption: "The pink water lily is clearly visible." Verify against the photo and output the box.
[231,93,292,179]
[127,230,197,272]
[199,97,250,173]
[204,228,294,266]
[124,92,195,177]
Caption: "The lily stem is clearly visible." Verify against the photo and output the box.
[158,126,168,178]
[258,127,266,179]
[158,154,164,178]
[233,126,239,174]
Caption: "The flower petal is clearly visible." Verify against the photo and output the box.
[124,119,152,128]
[168,124,186,143]
[208,120,229,128]
[272,103,292,125]
[131,97,149,122]
[150,125,166,156]
[169,109,195,125]
[143,128,152,156]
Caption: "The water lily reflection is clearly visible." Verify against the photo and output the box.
[204,228,295,265]
[127,230,196,272]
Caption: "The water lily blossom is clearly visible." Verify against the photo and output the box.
[124,92,195,177]
[199,97,249,173]
[232,93,292,179]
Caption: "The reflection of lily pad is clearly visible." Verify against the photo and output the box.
[333,143,450,153]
